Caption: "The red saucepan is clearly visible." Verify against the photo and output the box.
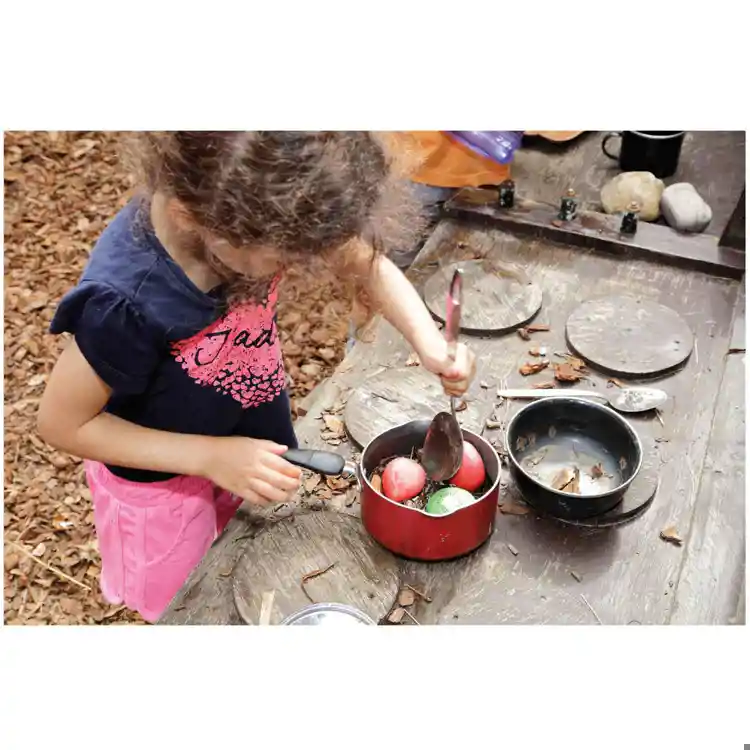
[283,419,501,561]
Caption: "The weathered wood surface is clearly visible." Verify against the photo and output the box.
[422,259,542,334]
[232,512,400,625]
[161,218,743,625]
[515,131,746,237]
[445,188,745,280]
[565,295,694,378]
[670,286,745,625]
[343,366,489,449]
[719,187,745,252]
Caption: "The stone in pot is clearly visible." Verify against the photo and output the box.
[601,171,664,222]
[660,183,712,233]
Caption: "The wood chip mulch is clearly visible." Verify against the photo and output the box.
[3,132,350,625]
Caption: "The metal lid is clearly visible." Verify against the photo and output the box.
[280,603,376,626]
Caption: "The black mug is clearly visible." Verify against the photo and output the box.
[602,131,686,178]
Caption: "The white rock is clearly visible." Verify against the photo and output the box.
[600,171,664,222]
[660,183,712,233]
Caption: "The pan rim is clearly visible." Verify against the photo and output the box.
[505,396,644,500]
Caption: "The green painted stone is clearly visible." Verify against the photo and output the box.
[424,486,476,516]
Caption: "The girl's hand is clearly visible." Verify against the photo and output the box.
[420,341,476,398]
[202,437,302,505]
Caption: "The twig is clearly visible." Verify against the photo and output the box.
[403,609,421,626]
[8,540,92,592]
[101,605,126,621]
[654,409,665,427]
[404,582,433,603]
[580,594,603,625]
[301,563,336,603]
[371,391,398,403]
[259,591,275,625]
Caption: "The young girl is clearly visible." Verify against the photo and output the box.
[38,132,476,623]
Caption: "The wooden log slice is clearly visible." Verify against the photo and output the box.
[565,295,694,377]
[232,512,400,625]
[423,260,543,335]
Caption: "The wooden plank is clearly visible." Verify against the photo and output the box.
[719,187,745,252]
[515,131,746,237]
[444,189,745,280]
[162,218,742,625]
[669,286,746,624]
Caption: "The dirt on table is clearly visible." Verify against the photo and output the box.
[3,132,351,625]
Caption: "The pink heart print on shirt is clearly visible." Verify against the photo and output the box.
[171,283,286,409]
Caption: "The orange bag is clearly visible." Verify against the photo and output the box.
[403,131,511,188]
[397,131,584,188]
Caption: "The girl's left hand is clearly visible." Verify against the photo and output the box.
[420,341,476,398]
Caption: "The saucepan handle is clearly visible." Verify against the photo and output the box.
[283,449,346,475]
[283,449,360,484]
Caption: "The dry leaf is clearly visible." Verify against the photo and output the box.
[590,463,604,479]
[608,378,627,389]
[398,589,416,607]
[52,515,74,531]
[552,467,581,494]
[322,414,344,436]
[387,608,406,624]
[520,361,549,376]
[498,502,530,516]
[31,543,47,557]
[304,475,321,493]
[370,474,383,494]
[517,328,531,341]
[526,324,550,333]
[554,363,583,383]
[660,526,683,546]
[455,400,468,412]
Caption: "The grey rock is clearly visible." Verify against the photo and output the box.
[660,183,712,233]
[601,171,664,222]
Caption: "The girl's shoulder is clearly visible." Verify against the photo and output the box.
[60,201,219,338]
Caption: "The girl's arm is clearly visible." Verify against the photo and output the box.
[38,341,301,503]
[358,254,476,395]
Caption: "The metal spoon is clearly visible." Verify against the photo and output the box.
[422,269,465,481]
[497,386,669,414]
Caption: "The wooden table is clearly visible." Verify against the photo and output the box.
[161,206,745,626]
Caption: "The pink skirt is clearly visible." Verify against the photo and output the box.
[85,461,242,623]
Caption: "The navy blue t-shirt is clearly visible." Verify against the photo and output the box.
[50,201,298,483]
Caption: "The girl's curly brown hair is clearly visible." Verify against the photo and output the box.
[124,132,426,312]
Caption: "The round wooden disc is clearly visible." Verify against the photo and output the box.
[344,366,486,448]
[232,512,399,625]
[565,296,693,377]
[423,260,543,334]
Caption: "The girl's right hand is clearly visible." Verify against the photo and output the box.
[202,437,302,505]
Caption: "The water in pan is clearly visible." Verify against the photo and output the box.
[517,432,624,496]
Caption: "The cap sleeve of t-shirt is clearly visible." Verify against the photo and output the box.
[50,281,164,395]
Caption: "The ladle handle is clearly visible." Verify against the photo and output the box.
[498,389,605,401]
[445,269,462,418]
